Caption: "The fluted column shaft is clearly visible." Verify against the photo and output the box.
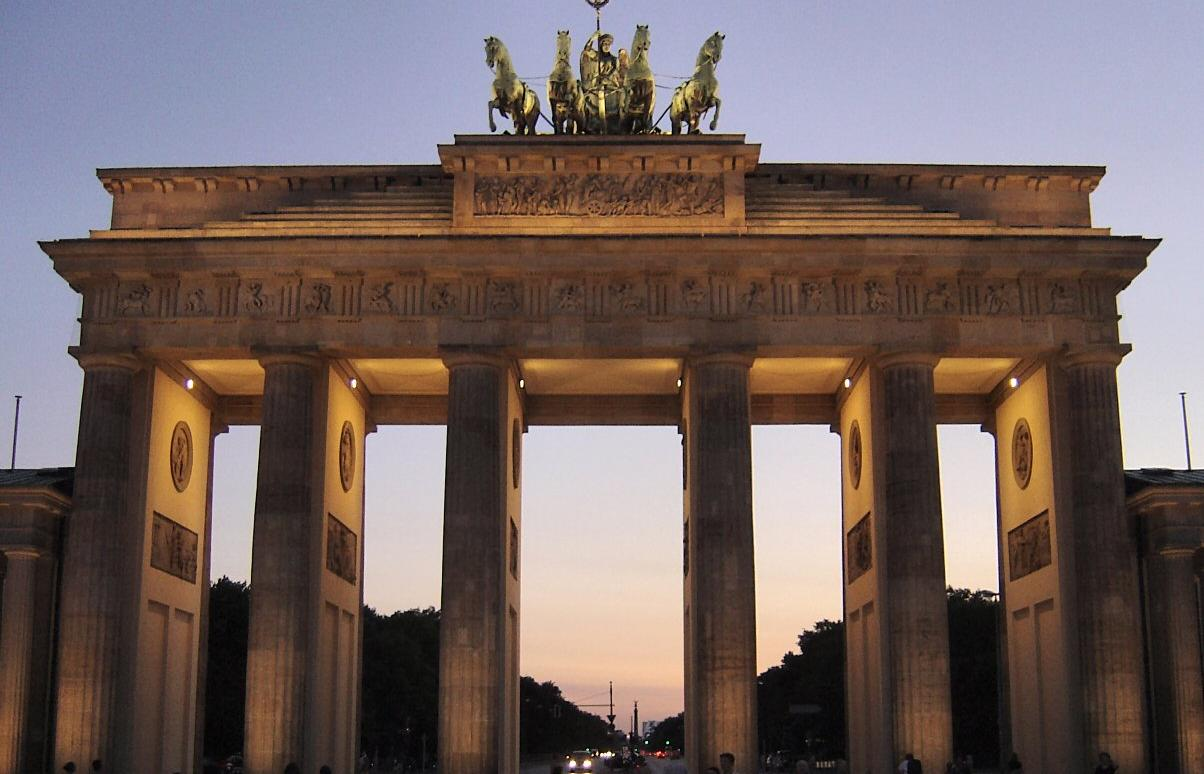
[244,357,321,774]
[684,355,757,774]
[878,356,952,766]
[439,358,513,774]
[1145,548,1204,772]
[1062,355,1147,770]
[0,549,57,774]
[53,360,139,770]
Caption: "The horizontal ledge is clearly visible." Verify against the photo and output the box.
[215,392,989,428]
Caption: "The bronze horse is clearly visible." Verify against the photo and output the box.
[485,36,539,135]
[670,31,723,134]
[547,30,585,135]
[618,25,655,134]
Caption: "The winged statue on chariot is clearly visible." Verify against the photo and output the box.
[485,0,724,136]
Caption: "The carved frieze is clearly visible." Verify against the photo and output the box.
[1008,510,1051,581]
[550,280,586,313]
[150,512,198,584]
[427,281,459,314]
[847,512,873,584]
[800,280,831,314]
[488,279,523,315]
[118,282,154,317]
[924,281,957,314]
[863,279,894,314]
[680,278,710,314]
[84,269,1119,330]
[610,281,647,315]
[473,173,724,217]
[326,513,357,585]
[365,281,398,314]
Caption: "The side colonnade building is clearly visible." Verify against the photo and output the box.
[0,135,1196,773]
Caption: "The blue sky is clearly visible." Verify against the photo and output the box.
[2,1,1200,720]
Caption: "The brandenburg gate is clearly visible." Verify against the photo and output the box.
[33,132,1165,773]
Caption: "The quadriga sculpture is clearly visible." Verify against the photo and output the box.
[485,36,540,135]
[670,31,724,134]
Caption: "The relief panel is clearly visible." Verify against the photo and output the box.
[150,512,199,584]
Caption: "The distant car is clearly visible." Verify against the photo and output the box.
[567,750,595,772]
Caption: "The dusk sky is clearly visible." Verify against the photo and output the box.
[2,1,1200,722]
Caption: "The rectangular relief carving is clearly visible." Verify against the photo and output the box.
[150,512,198,584]
[1008,510,1052,581]
[846,512,873,584]
[326,513,358,585]
[472,173,724,217]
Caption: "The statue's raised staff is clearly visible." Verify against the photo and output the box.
[485,36,540,135]
[618,25,655,134]
[670,31,724,134]
[547,30,585,135]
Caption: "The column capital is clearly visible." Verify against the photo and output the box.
[71,350,143,373]
[440,348,513,372]
[686,351,755,370]
[253,346,325,371]
[876,351,941,370]
[1060,344,1131,369]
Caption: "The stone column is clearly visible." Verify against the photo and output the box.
[1060,351,1147,770]
[1144,547,1204,772]
[683,354,757,774]
[439,353,522,774]
[877,354,952,767]
[53,355,142,771]
[0,548,56,773]
[244,354,322,774]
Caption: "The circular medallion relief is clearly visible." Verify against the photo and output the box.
[848,420,863,490]
[1012,418,1033,490]
[169,421,193,493]
[339,421,356,493]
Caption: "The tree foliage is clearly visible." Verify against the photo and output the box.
[203,576,249,759]
[647,712,684,750]
[360,606,441,766]
[519,677,613,755]
[203,580,607,764]
[757,588,1000,765]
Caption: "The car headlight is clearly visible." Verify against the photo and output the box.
[583,761,592,769]
[568,760,577,769]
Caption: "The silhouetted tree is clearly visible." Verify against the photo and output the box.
[360,606,440,766]
[203,576,249,759]
[946,588,1000,766]
[520,676,612,755]
[648,712,684,751]
[757,588,1000,766]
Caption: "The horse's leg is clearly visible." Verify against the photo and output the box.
[709,96,722,131]
[488,98,498,133]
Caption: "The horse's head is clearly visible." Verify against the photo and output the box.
[706,31,724,64]
[555,30,572,62]
[484,36,503,70]
[631,24,651,56]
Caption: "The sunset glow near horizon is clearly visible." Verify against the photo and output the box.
[3,1,1201,724]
